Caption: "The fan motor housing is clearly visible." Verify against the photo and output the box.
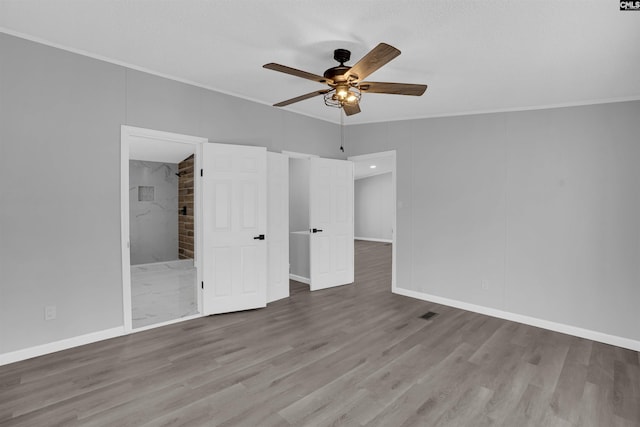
[323,65,351,81]
[323,49,354,82]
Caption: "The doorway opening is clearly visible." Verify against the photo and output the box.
[287,153,314,288]
[121,126,206,332]
[284,150,355,293]
[348,151,397,291]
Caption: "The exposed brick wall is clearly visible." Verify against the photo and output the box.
[178,154,195,259]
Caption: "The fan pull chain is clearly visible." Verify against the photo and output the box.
[339,108,345,152]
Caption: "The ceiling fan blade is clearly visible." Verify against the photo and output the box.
[273,89,330,107]
[346,43,401,81]
[343,102,361,116]
[359,82,427,96]
[263,63,332,84]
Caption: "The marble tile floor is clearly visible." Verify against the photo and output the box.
[131,259,198,329]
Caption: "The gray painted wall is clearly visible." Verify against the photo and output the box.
[355,173,393,241]
[0,33,343,354]
[129,160,179,265]
[1,34,125,354]
[289,158,310,233]
[2,31,639,356]
[345,101,640,343]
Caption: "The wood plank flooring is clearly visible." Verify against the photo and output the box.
[1,240,639,426]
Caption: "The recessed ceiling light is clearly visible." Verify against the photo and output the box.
[370,165,377,169]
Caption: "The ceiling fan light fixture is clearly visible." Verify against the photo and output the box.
[324,86,361,109]
[336,85,349,100]
[265,43,426,116]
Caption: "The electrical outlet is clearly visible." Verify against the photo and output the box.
[481,280,490,291]
[44,305,56,321]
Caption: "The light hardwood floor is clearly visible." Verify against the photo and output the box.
[1,241,639,426]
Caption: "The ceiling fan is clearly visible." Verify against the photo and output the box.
[263,43,428,116]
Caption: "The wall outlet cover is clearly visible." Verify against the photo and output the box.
[44,305,57,320]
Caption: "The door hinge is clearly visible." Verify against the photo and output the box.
[200,169,203,177]
[201,281,204,289]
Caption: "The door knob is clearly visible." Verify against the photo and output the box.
[311,228,323,233]
[253,234,265,240]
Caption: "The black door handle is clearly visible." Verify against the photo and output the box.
[311,228,323,233]
[253,234,265,240]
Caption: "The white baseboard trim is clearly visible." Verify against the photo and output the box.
[355,237,393,243]
[289,274,310,285]
[394,287,640,352]
[0,326,125,367]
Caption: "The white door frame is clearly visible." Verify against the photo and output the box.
[282,150,316,286]
[267,152,290,303]
[347,150,397,291]
[120,125,207,333]
[281,150,319,159]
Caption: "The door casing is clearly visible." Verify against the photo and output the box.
[120,125,206,333]
[267,152,290,303]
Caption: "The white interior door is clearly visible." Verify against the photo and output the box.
[309,157,354,290]
[267,152,289,302]
[201,143,267,314]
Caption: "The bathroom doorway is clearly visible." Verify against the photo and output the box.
[121,126,206,332]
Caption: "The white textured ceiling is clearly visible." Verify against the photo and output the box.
[1,1,639,125]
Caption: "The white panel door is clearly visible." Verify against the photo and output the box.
[267,152,289,303]
[202,143,267,314]
[309,157,354,290]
